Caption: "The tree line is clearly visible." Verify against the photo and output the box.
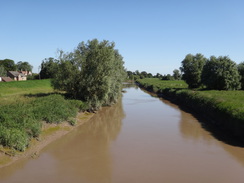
[180,53,244,90]
[40,39,126,110]
[126,69,181,81]
[0,59,33,76]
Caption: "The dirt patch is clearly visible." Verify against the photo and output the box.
[0,111,94,169]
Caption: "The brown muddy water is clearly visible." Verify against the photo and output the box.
[0,86,244,183]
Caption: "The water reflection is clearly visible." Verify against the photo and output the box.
[0,98,125,183]
[47,97,125,183]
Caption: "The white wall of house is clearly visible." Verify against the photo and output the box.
[0,77,2,82]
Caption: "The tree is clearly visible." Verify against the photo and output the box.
[201,56,241,90]
[16,61,33,71]
[0,59,16,71]
[238,62,244,90]
[0,66,7,76]
[52,39,126,110]
[181,53,207,88]
[173,69,181,80]
[154,73,162,79]
[39,57,58,79]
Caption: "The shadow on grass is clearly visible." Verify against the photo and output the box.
[23,92,62,98]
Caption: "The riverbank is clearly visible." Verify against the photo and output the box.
[0,111,94,168]
[137,78,244,142]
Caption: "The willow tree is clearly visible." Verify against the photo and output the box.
[52,39,126,110]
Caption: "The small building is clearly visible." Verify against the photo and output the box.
[7,71,27,81]
[20,70,32,76]
[1,77,13,82]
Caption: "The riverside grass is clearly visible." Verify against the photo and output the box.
[0,80,87,151]
[137,78,244,141]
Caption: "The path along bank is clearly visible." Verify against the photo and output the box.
[136,78,244,143]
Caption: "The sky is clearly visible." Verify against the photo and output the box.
[1,0,244,75]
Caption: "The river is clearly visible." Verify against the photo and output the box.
[0,85,244,183]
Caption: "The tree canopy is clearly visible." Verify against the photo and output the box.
[0,59,16,71]
[39,57,58,79]
[201,56,241,90]
[181,53,207,88]
[51,39,126,110]
[16,61,33,71]
[238,62,244,90]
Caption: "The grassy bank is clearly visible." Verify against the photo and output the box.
[0,80,87,151]
[137,78,244,142]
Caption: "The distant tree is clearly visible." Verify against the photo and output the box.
[162,74,173,80]
[181,53,207,88]
[154,73,162,79]
[0,66,7,76]
[126,71,133,80]
[0,59,16,71]
[39,57,58,79]
[16,61,33,71]
[140,71,148,79]
[201,56,241,90]
[238,62,244,90]
[173,69,181,80]
[147,73,153,78]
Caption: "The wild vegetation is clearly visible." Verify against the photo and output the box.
[43,39,126,110]
[137,78,244,141]
[1,39,126,151]
[0,79,87,151]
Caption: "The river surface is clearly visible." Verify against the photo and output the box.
[0,86,244,183]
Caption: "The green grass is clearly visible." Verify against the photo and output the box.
[0,79,87,151]
[137,78,244,141]
[0,79,53,96]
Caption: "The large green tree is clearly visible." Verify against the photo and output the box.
[180,53,207,88]
[39,57,58,79]
[238,62,244,90]
[0,59,16,71]
[52,39,126,110]
[201,56,241,90]
[16,61,33,71]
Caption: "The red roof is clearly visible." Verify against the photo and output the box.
[1,77,13,82]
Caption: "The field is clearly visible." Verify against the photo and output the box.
[0,80,87,151]
[137,78,244,141]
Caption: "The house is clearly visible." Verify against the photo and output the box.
[20,70,32,76]
[0,77,13,82]
[7,71,27,81]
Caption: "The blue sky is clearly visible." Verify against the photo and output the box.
[1,0,244,74]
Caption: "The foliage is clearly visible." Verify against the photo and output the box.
[181,53,207,88]
[201,56,241,90]
[16,61,33,71]
[238,62,244,90]
[52,39,126,110]
[39,57,59,79]
[173,69,181,80]
[0,66,7,76]
[0,59,16,71]
[0,73,92,151]
[162,74,174,80]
